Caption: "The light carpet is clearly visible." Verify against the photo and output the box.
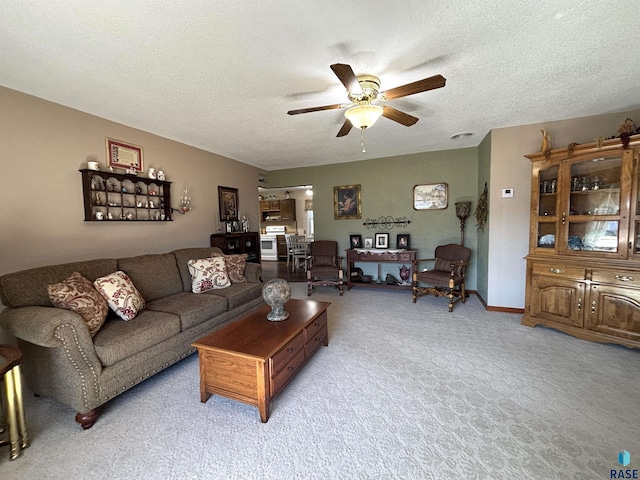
[1,283,639,479]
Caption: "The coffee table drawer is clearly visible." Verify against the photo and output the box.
[305,324,327,357]
[271,349,305,396]
[271,331,304,375]
[305,311,327,341]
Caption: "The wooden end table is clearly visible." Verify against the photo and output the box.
[192,299,330,422]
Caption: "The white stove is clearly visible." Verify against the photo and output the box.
[260,225,286,261]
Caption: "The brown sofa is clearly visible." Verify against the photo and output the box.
[0,247,264,429]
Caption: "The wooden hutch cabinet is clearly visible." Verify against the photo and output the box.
[522,135,640,348]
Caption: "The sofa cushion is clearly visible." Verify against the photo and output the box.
[145,292,228,330]
[117,253,183,302]
[93,310,181,367]
[47,272,109,336]
[188,257,230,293]
[94,271,146,321]
[212,253,248,283]
[171,247,224,292]
[205,282,262,310]
[0,258,118,308]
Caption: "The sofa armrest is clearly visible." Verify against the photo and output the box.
[0,306,93,348]
[245,263,262,284]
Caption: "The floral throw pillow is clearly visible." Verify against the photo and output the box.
[93,271,146,321]
[188,257,231,293]
[211,253,248,283]
[47,272,109,336]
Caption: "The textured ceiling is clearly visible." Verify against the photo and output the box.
[2,1,639,171]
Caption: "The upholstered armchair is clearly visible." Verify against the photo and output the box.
[412,243,471,312]
[307,240,344,296]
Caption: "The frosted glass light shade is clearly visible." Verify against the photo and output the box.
[345,104,383,129]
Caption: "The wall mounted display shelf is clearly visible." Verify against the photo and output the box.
[80,169,172,221]
[522,134,640,348]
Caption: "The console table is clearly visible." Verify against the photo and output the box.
[346,249,417,290]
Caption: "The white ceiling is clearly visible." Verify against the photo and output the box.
[2,1,639,171]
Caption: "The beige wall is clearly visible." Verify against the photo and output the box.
[0,86,260,276]
[487,108,640,308]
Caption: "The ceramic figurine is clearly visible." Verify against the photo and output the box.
[148,167,156,179]
[157,170,165,181]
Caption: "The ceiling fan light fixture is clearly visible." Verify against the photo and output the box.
[344,104,383,129]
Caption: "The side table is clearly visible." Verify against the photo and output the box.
[0,345,29,460]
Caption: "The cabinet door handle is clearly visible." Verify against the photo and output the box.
[614,275,634,282]
[591,300,596,314]
[549,268,565,274]
[577,298,582,311]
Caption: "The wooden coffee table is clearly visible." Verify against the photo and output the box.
[192,298,330,422]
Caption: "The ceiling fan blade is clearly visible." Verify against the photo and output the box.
[330,63,362,94]
[337,119,353,137]
[382,74,446,100]
[382,106,419,126]
[287,104,344,115]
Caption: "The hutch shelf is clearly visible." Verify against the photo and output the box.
[80,169,172,222]
[522,134,640,348]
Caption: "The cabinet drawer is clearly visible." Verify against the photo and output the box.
[531,264,586,280]
[271,349,305,396]
[305,312,327,341]
[399,253,413,262]
[271,332,304,375]
[591,269,640,288]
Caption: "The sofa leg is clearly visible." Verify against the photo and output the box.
[75,408,101,429]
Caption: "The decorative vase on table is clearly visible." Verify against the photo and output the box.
[262,278,291,322]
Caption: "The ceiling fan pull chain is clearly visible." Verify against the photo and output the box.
[361,127,367,153]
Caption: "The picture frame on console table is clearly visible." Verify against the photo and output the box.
[218,186,239,221]
[364,237,373,248]
[106,138,143,172]
[350,234,362,249]
[413,183,448,210]
[397,234,410,249]
[375,233,389,249]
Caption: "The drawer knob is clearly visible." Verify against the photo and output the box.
[549,268,565,274]
[614,275,634,282]
[288,347,295,353]
[288,366,295,372]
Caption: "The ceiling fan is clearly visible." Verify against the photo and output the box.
[287,63,446,138]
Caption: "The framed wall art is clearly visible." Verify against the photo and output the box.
[396,234,410,249]
[413,183,448,210]
[218,186,239,221]
[374,233,389,249]
[349,234,362,249]
[334,184,362,219]
[106,138,143,172]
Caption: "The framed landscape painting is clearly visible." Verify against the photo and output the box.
[413,183,448,210]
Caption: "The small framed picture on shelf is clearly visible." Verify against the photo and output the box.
[374,233,389,249]
[106,138,143,172]
[397,234,410,249]
[364,237,373,248]
[350,234,362,249]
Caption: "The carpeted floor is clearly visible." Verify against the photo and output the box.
[1,283,638,479]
